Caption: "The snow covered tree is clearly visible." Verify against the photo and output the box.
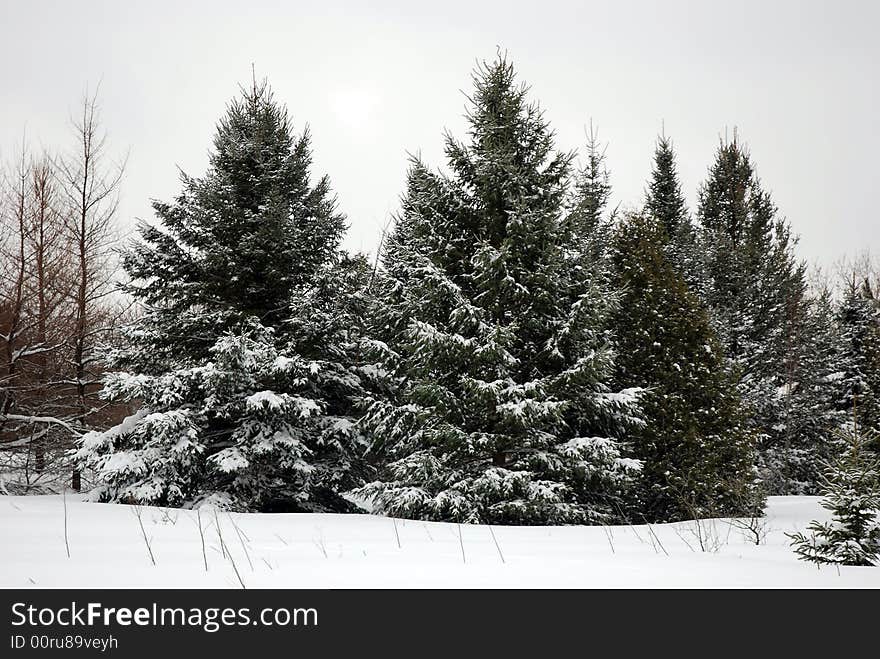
[695,134,824,493]
[75,80,368,511]
[568,122,612,246]
[357,56,642,525]
[560,123,616,304]
[764,288,851,492]
[789,411,880,567]
[834,280,880,436]
[643,132,700,280]
[610,212,760,522]
[116,78,346,369]
[645,133,689,243]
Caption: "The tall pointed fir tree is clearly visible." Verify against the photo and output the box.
[835,279,880,437]
[569,123,612,254]
[560,123,615,305]
[695,134,831,493]
[645,133,689,239]
[75,80,370,512]
[643,132,699,279]
[609,212,760,522]
[357,56,643,525]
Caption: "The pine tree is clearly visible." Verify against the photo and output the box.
[569,123,612,237]
[765,288,850,491]
[75,80,368,511]
[789,410,880,567]
[835,280,880,435]
[610,212,760,522]
[695,134,825,493]
[117,79,345,369]
[565,123,614,279]
[557,124,617,313]
[357,56,642,525]
[645,133,689,242]
[643,133,699,279]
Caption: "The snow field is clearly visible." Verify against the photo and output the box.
[1,495,878,588]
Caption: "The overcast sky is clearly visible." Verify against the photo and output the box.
[2,0,877,268]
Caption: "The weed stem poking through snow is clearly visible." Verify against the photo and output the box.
[458,523,466,564]
[602,525,616,554]
[196,510,208,572]
[488,525,505,564]
[214,509,226,560]
[640,515,669,556]
[227,512,254,571]
[215,520,246,589]
[131,505,156,566]
[62,489,70,558]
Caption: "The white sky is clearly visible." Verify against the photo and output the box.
[2,0,877,269]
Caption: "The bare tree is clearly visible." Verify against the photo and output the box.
[25,154,73,472]
[56,88,127,491]
[0,143,67,490]
[1,145,80,492]
[1,90,129,494]
[0,142,31,429]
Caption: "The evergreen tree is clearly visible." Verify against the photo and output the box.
[565,123,614,278]
[75,80,368,511]
[644,133,689,242]
[357,56,642,525]
[643,133,699,279]
[118,79,345,368]
[695,134,825,493]
[610,212,759,522]
[789,412,880,567]
[835,280,880,435]
[569,123,612,237]
[557,123,618,315]
[765,288,851,491]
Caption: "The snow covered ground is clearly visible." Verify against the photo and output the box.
[1,495,877,588]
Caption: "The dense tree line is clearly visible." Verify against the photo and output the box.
[4,56,879,528]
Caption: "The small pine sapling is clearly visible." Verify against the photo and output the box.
[789,406,880,566]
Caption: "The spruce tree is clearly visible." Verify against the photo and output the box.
[569,124,612,237]
[768,288,851,491]
[357,56,642,525]
[643,133,699,279]
[610,212,759,522]
[695,135,825,493]
[835,280,880,435]
[789,411,880,567]
[564,123,615,283]
[115,79,345,369]
[75,80,368,511]
[644,134,689,242]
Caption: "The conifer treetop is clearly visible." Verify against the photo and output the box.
[122,77,346,364]
[645,132,689,239]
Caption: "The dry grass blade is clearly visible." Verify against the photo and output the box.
[196,509,208,572]
[227,512,254,571]
[457,523,466,564]
[488,525,505,564]
[62,489,70,558]
[131,505,156,566]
